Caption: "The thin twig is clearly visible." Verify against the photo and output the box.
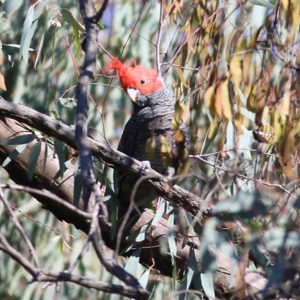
[0,183,92,221]
[156,0,164,73]
[94,0,109,24]
[0,188,40,268]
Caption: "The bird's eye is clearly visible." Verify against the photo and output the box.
[140,79,146,84]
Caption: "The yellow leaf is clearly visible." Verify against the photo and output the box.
[273,109,285,144]
[181,102,189,123]
[218,76,232,121]
[215,82,223,118]
[296,53,300,68]
[243,27,262,84]
[278,131,298,181]
[146,137,155,159]
[245,84,256,112]
[226,29,239,62]
[282,0,289,12]
[174,128,185,143]
[230,55,242,90]
[160,136,173,167]
[184,21,195,53]
[292,120,300,136]
[280,78,291,124]
[208,114,219,139]
[174,57,188,87]
[286,0,300,44]
[230,36,246,89]
[204,85,215,110]
[234,120,244,136]
[172,101,183,130]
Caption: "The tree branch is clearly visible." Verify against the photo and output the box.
[0,96,210,218]
[0,232,147,299]
[75,0,147,297]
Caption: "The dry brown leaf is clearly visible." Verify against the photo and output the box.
[235,251,249,299]
[0,71,7,91]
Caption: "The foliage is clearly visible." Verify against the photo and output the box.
[1,0,300,299]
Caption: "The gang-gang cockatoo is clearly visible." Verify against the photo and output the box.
[106,57,187,208]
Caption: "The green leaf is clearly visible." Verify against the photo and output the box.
[212,192,268,220]
[42,23,59,60]
[72,26,81,60]
[28,141,41,180]
[139,268,150,289]
[34,21,59,68]
[61,9,85,32]
[49,110,62,121]
[294,196,300,209]
[151,198,166,227]
[2,0,22,15]
[42,142,48,176]
[0,134,36,145]
[179,248,197,300]
[124,249,141,276]
[167,229,177,265]
[20,5,38,63]
[248,0,275,8]
[200,272,215,299]
[201,247,216,273]
[135,223,149,242]
[264,228,300,249]
[2,144,27,167]
[59,97,76,108]
[54,139,65,178]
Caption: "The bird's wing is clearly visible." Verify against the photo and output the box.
[117,117,138,156]
[114,117,138,196]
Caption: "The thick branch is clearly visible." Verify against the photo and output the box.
[0,97,210,217]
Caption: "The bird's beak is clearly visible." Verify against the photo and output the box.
[126,88,138,103]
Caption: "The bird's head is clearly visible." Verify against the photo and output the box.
[105,57,165,107]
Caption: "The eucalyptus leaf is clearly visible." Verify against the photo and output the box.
[124,249,141,276]
[20,5,38,63]
[61,9,85,32]
[54,139,65,178]
[0,134,36,145]
[248,0,275,8]
[139,268,150,289]
[28,141,41,180]
[2,0,22,14]
[200,272,215,299]
[2,144,27,167]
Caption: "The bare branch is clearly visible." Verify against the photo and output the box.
[0,188,40,268]
[94,0,109,23]
[156,0,164,73]
[0,232,147,299]
[0,183,91,221]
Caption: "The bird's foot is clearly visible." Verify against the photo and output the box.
[140,160,151,173]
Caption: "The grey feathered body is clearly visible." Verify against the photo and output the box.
[116,81,176,201]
